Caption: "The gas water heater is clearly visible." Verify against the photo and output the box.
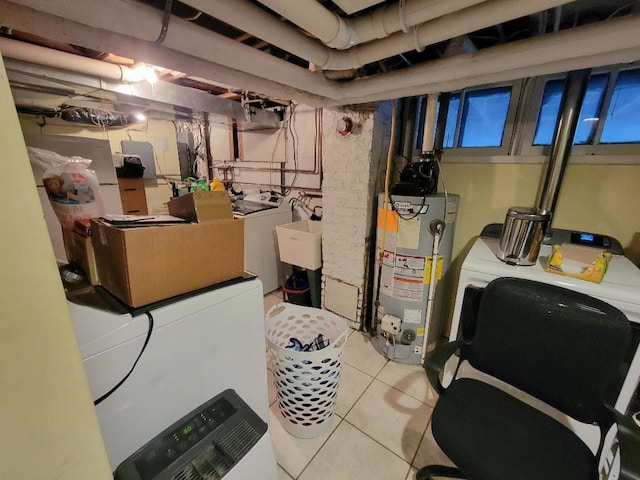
[371,192,459,364]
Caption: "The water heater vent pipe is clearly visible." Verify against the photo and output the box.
[536,68,590,218]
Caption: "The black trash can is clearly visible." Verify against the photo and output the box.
[282,273,312,306]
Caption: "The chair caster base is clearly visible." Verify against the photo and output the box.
[415,465,466,480]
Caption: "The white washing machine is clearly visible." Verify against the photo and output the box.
[67,276,277,479]
[235,203,292,294]
[447,229,640,478]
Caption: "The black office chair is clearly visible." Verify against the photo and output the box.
[416,277,640,480]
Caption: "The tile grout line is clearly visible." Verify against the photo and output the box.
[292,414,347,480]
[340,416,416,477]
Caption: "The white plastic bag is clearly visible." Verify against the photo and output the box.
[28,146,105,230]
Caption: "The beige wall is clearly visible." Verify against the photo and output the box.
[442,162,640,266]
[0,55,111,479]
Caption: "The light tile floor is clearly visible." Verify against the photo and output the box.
[263,290,455,480]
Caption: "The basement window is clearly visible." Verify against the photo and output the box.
[600,68,640,143]
[520,65,640,160]
[459,86,512,147]
[436,82,521,157]
[533,74,608,146]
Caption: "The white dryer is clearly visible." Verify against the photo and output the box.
[67,276,276,479]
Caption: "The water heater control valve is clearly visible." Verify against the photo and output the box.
[380,314,401,335]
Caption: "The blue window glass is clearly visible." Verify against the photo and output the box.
[458,87,511,147]
[533,79,564,146]
[600,69,640,144]
[441,94,460,148]
[534,74,610,146]
[574,74,607,145]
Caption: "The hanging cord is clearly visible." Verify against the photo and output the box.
[156,0,174,43]
[94,311,154,406]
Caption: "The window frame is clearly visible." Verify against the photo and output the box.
[437,80,523,159]
[519,64,640,160]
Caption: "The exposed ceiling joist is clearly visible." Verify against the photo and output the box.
[1,0,639,109]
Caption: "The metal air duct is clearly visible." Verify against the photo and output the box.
[537,68,590,219]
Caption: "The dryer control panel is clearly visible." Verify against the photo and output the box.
[114,389,267,480]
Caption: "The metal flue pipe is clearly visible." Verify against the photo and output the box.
[400,96,419,162]
[537,69,590,218]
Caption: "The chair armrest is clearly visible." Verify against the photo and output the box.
[424,340,467,395]
[606,404,640,480]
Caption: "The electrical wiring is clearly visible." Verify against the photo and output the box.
[94,311,154,406]
[283,102,300,196]
[174,120,208,179]
[389,193,428,221]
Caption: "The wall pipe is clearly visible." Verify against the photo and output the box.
[400,97,419,162]
[234,108,322,175]
[421,94,439,153]
[229,180,321,192]
[537,68,590,217]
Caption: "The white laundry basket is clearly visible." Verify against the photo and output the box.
[265,303,349,438]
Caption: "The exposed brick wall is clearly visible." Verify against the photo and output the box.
[321,102,392,329]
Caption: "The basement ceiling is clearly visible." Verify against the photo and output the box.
[1,0,639,116]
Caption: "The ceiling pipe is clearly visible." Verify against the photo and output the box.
[334,46,640,106]
[5,0,339,99]
[0,1,330,107]
[0,36,133,82]
[337,14,640,101]
[256,0,344,47]
[191,0,575,71]
[537,69,590,218]
[2,0,639,109]
[5,56,283,128]
[256,0,488,49]
[181,0,331,68]
[329,0,578,71]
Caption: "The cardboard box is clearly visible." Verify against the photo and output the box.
[91,218,244,307]
[276,219,322,270]
[167,191,232,223]
[62,229,100,285]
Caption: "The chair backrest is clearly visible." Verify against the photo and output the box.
[467,277,631,424]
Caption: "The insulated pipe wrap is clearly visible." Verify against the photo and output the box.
[325,16,352,49]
